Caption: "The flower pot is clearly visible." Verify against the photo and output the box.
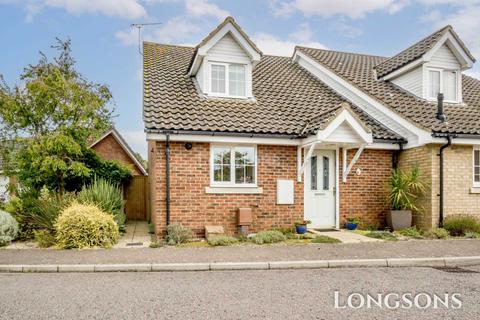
[345,222,358,230]
[296,225,307,234]
[386,210,412,230]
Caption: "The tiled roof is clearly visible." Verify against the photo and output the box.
[297,46,480,135]
[374,25,475,78]
[143,42,402,141]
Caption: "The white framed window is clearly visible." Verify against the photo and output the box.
[426,68,459,102]
[209,63,246,98]
[474,148,480,187]
[211,145,256,186]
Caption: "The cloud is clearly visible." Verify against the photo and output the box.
[330,21,363,38]
[4,0,147,20]
[271,0,405,19]
[116,16,199,46]
[253,23,327,57]
[185,0,230,20]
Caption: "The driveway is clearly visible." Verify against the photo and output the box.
[1,266,479,319]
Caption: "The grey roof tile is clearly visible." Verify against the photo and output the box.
[297,46,480,135]
[143,42,402,141]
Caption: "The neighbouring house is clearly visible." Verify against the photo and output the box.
[144,17,480,237]
[90,127,149,220]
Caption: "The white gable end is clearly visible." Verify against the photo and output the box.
[208,33,250,62]
[429,44,461,69]
[324,122,363,143]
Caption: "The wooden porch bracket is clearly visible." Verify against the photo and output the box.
[297,142,317,182]
[342,145,365,183]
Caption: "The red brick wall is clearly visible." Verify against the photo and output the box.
[91,134,143,176]
[150,142,303,236]
[339,148,393,228]
[149,141,394,237]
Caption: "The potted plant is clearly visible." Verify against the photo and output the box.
[345,217,361,230]
[387,167,426,231]
[295,220,311,234]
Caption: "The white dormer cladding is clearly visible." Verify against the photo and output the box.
[387,30,475,104]
[196,33,254,98]
[189,17,262,99]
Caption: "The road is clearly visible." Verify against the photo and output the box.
[1,266,479,319]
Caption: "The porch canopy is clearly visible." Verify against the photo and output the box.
[297,103,373,182]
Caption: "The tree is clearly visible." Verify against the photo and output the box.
[0,39,129,193]
[133,152,148,172]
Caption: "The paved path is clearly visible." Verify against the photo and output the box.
[313,229,381,243]
[114,221,152,248]
[1,266,479,319]
[1,239,480,264]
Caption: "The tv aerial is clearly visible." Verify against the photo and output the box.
[130,22,162,55]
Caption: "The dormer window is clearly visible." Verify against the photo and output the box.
[427,68,458,102]
[210,63,246,97]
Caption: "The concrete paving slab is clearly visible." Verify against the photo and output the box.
[387,257,446,267]
[309,229,381,243]
[444,256,480,267]
[58,265,95,273]
[22,265,58,273]
[328,258,388,268]
[152,263,210,271]
[269,260,328,269]
[0,265,23,272]
[210,262,269,270]
[94,264,152,272]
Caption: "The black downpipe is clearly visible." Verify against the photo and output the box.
[438,135,452,227]
[392,142,404,169]
[165,133,171,227]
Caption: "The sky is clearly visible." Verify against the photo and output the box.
[1,0,480,158]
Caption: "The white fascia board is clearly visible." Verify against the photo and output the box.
[189,54,203,76]
[424,32,474,69]
[293,50,432,146]
[317,109,373,144]
[198,24,261,62]
[147,132,401,149]
[430,137,480,146]
[146,133,299,146]
[382,58,425,81]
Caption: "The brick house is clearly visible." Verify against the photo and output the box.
[144,17,480,237]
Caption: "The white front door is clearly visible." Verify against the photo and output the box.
[304,149,336,229]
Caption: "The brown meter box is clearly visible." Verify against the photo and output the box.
[237,207,252,226]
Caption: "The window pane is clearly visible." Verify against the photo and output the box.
[323,156,329,191]
[235,147,254,165]
[211,65,226,93]
[229,64,246,96]
[475,150,480,183]
[213,147,231,182]
[428,70,440,99]
[443,71,457,101]
[233,147,255,184]
[311,156,317,191]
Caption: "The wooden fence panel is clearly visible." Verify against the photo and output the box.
[125,176,148,220]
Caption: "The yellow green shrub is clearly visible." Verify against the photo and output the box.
[55,202,119,249]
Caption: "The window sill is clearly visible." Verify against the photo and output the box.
[205,186,263,194]
[470,187,480,194]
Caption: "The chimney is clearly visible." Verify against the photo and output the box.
[436,92,446,123]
